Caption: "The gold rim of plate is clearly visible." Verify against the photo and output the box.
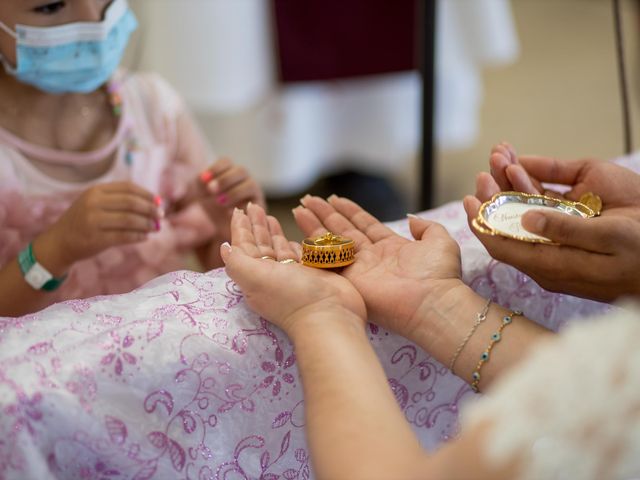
[473,191,596,244]
[301,232,355,268]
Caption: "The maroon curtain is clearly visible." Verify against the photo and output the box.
[272,0,418,83]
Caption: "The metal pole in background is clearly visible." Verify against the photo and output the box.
[419,0,437,210]
[612,0,632,154]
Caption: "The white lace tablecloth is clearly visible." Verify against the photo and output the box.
[0,194,615,479]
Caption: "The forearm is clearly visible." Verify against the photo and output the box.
[0,233,71,317]
[410,283,553,392]
[290,309,429,480]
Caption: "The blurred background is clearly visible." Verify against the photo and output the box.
[125,0,639,239]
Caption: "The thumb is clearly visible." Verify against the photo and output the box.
[463,195,481,223]
[408,216,448,241]
[521,210,611,253]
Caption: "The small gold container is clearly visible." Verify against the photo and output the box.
[301,232,355,268]
[578,192,603,216]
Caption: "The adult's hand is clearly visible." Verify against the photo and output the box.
[478,142,640,218]
[294,195,468,339]
[465,143,640,301]
[221,203,366,336]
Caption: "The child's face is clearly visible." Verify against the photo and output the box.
[0,0,112,67]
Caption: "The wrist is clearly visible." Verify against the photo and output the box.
[408,281,487,366]
[287,304,366,344]
[32,230,75,277]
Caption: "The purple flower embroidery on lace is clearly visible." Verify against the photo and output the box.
[77,461,121,479]
[27,341,52,355]
[63,298,92,314]
[261,347,296,396]
[105,416,128,446]
[217,431,309,480]
[388,378,409,409]
[4,392,43,434]
[144,390,174,416]
[65,367,98,411]
[100,331,137,376]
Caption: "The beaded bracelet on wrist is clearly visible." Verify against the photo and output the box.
[471,309,523,393]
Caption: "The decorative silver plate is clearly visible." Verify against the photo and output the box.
[472,191,596,244]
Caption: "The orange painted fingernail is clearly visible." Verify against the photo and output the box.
[154,195,163,206]
[200,171,214,184]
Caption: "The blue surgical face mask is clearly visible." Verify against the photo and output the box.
[0,0,137,94]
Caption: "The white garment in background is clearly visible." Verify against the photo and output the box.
[132,0,519,194]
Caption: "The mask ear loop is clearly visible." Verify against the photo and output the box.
[0,21,16,39]
[0,22,17,73]
[0,21,17,73]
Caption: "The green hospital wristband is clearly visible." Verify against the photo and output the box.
[17,243,66,292]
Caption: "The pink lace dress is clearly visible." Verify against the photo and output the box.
[1,149,635,476]
[0,71,215,301]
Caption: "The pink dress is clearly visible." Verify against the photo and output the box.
[0,71,216,301]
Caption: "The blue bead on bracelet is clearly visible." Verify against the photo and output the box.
[470,309,523,393]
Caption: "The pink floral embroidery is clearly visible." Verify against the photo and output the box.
[4,392,43,435]
[101,331,137,377]
[261,347,296,397]
[80,461,121,479]
[65,367,98,412]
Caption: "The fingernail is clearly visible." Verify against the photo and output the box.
[217,194,228,205]
[327,194,339,202]
[299,194,311,206]
[406,213,419,219]
[247,201,253,209]
[153,219,161,231]
[207,180,220,194]
[154,195,163,206]
[523,211,546,232]
[221,241,232,252]
[200,171,214,184]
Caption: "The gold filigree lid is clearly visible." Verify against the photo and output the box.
[301,232,355,268]
[472,191,596,244]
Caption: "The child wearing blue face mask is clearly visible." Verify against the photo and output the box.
[0,0,266,317]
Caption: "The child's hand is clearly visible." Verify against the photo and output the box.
[44,182,162,269]
[199,157,266,216]
[175,157,265,268]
